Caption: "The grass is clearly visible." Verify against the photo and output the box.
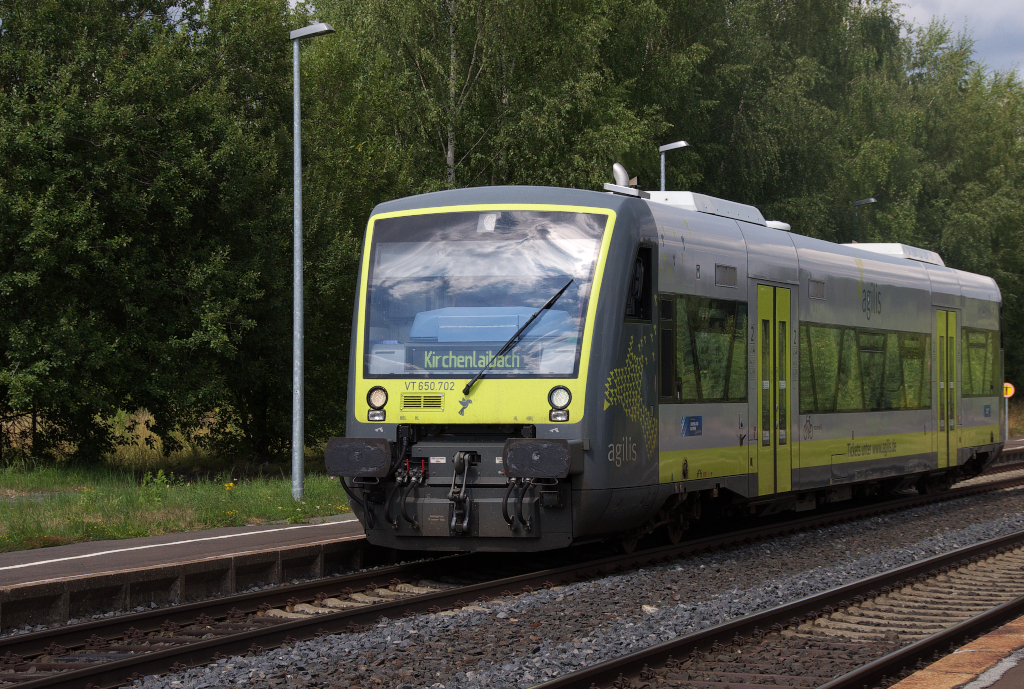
[0,466,349,553]
[1010,398,1024,438]
[1,409,348,553]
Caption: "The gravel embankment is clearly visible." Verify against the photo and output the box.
[135,480,1024,689]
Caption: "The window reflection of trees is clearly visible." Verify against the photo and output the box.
[799,323,932,413]
[675,297,748,403]
[963,329,999,397]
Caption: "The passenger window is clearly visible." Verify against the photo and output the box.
[900,333,929,408]
[805,324,842,412]
[881,332,904,410]
[858,331,885,410]
[624,247,652,321]
[659,296,676,400]
[836,328,863,411]
[676,304,699,401]
[799,325,815,413]
[799,323,932,413]
[674,296,748,403]
[963,329,999,397]
[728,317,747,399]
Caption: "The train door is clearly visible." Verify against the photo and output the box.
[756,285,792,495]
[936,310,959,468]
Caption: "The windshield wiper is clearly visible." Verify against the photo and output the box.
[462,278,574,396]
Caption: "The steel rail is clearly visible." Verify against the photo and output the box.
[533,530,1024,689]
[819,595,1024,689]
[0,551,472,657]
[5,470,1024,688]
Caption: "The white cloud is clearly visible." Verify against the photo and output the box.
[901,0,1023,77]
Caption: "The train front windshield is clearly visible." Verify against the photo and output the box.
[364,210,607,378]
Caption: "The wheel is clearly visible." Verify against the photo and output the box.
[665,519,686,545]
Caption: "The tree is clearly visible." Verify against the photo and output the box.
[0,0,293,461]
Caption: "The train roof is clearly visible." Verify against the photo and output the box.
[840,242,944,266]
[369,185,633,216]
[646,191,766,225]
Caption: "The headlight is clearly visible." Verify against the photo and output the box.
[548,386,571,410]
[367,386,388,410]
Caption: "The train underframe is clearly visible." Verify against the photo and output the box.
[339,435,1003,553]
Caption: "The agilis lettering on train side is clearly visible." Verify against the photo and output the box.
[608,436,638,467]
[862,281,882,320]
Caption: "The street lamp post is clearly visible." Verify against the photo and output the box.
[290,22,335,502]
[659,140,690,192]
[852,197,877,242]
[853,197,877,214]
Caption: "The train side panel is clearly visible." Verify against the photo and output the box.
[788,235,936,490]
[648,203,753,499]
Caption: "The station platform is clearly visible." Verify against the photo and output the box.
[892,613,1024,689]
[0,516,366,632]
[1001,437,1024,457]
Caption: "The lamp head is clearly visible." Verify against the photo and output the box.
[290,23,335,41]
[659,140,690,153]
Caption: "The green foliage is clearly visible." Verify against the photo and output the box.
[0,466,348,552]
[1,0,1022,465]
[0,0,293,461]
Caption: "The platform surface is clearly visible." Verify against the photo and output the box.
[0,515,364,589]
[1003,437,1024,453]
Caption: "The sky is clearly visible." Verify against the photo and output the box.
[901,0,1024,78]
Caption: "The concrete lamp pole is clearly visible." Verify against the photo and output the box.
[291,22,335,502]
[659,140,690,192]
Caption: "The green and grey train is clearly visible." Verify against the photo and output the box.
[326,179,1004,552]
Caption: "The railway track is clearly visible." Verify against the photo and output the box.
[537,523,1024,688]
[2,467,1023,689]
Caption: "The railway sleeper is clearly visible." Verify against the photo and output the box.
[319,597,368,609]
[882,590,1016,604]
[260,580,452,619]
[831,610,971,625]
[812,618,948,634]
[940,589,1024,600]
[395,583,438,594]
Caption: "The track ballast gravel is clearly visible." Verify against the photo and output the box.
[133,480,1024,689]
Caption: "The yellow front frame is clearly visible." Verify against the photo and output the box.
[352,204,617,427]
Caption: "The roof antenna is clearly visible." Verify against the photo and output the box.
[605,163,649,199]
[613,163,629,187]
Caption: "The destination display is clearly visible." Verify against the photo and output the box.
[410,347,531,372]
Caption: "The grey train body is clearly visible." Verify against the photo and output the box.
[329,185,1004,552]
